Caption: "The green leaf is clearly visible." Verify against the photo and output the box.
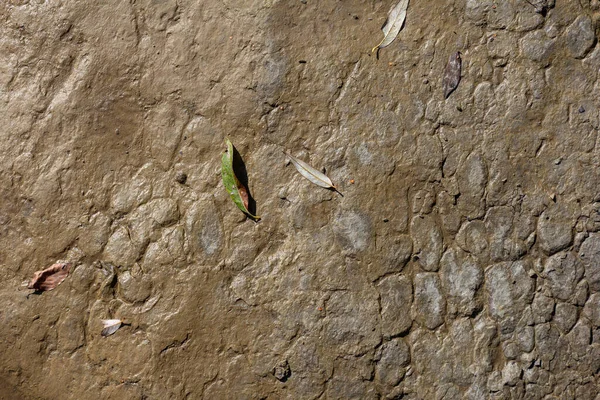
[221,139,260,221]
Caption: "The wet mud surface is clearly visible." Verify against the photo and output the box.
[1,0,600,399]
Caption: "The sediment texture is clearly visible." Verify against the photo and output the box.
[1,0,600,399]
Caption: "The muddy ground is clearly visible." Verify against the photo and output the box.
[1,0,600,399]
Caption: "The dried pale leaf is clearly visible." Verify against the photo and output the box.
[27,262,72,292]
[443,51,462,99]
[285,152,342,195]
[101,319,123,337]
[221,138,260,221]
[372,0,409,54]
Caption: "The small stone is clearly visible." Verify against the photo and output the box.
[565,15,596,59]
[456,220,488,259]
[414,273,446,329]
[175,172,187,184]
[520,30,555,65]
[139,198,179,226]
[515,325,535,352]
[537,205,575,255]
[465,0,492,25]
[542,251,584,301]
[502,341,520,360]
[377,275,413,337]
[375,339,410,386]
[410,215,443,271]
[486,261,535,333]
[333,211,372,254]
[535,323,560,366]
[566,321,592,358]
[531,292,555,324]
[440,248,484,317]
[103,227,140,268]
[273,360,291,382]
[578,233,600,291]
[323,290,380,355]
[554,302,578,333]
[370,235,412,280]
[574,280,590,306]
[456,152,487,219]
[185,197,223,258]
[118,270,152,303]
[502,361,521,386]
[583,293,600,327]
[412,189,435,214]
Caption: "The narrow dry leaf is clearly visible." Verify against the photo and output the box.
[221,138,260,221]
[443,51,462,99]
[101,319,123,337]
[285,152,342,195]
[27,262,72,292]
[372,0,410,55]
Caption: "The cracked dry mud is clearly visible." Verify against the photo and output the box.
[1,1,600,399]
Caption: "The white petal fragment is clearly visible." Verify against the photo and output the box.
[372,0,410,53]
[101,319,123,337]
[285,152,342,195]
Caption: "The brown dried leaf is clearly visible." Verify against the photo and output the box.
[27,262,72,291]
[443,51,462,99]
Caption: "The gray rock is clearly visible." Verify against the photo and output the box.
[375,338,411,387]
[110,169,153,214]
[554,302,579,334]
[185,197,223,258]
[440,318,477,386]
[579,233,600,291]
[465,0,493,25]
[535,323,560,368]
[574,279,590,306]
[456,152,487,219]
[411,215,444,272]
[118,270,152,303]
[369,234,412,281]
[502,361,522,386]
[103,226,140,268]
[565,15,596,59]
[487,0,515,29]
[440,248,484,317]
[377,275,413,337]
[456,220,489,260]
[520,30,556,65]
[412,189,436,215]
[485,206,526,262]
[537,205,575,255]
[323,290,381,355]
[273,360,291,382]
[515,325,535,353]
[437,191,463,236]
[333,211,372,254]
[566,321,592,358]
[532,292,555,324]
[486,261,535,333]
[136,198,179,227]
[78,212,111,256]
[502,341,520,360]
[413,273,446,329]
[542,252,584,301]
[142,226,185,269]
[583,293,600,327]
